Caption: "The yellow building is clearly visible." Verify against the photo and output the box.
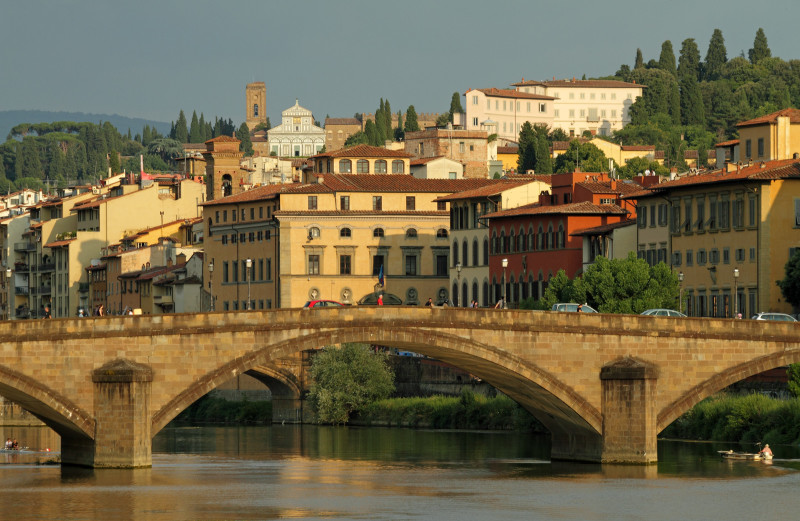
[309,144,411,177]
[497,146,519,171]
[736,108,800,162]
[645,158,800,317]
[589,138,656,166]
[202,174,500,309]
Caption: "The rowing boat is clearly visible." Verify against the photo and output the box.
[718,450,772,461]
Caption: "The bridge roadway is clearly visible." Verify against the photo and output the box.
[0,307,797,468]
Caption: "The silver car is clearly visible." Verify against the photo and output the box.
[641,308,687,317]
[751,312,797,322]
[551,303,598,313]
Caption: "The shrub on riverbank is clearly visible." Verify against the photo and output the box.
[353,390,546,432]
[173,395,272,424]
[663,393,800,445]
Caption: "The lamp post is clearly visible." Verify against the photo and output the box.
[4,268,11,320]
[456,263,462,306]
[246,258,252,310]
[208,261,214,312]
[733,267,739,318]
[678,271,684,315]
[502,258,508,307]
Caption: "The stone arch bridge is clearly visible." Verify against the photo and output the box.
[0,308,797,468]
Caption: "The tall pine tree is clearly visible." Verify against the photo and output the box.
[634,48,644,69]
[748,27,771,64]
[189,111,202,143]
[174,110,189,143]
[703,29,727,81]
[404,106,420,133]
[659,41,677,77]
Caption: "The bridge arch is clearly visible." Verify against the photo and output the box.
[658,349,800,432]
[0,365,95,441]
[151,325,603,440]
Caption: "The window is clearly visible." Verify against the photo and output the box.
[749,196,757,226]
[795,199,800,226]
[436,254,448,276]
[357,159,369,173]
[436,228,448,238]
[745,139,752,158]
[392,160,404,173]
[638,207,647,228]
[308,196,317,210]
[340,227,351,237]
[733,197,744,228]
[710,249,720,264]
[672,251,682,266]
[372,255,385,275]
[405,255,418,276]
[697,249,707,265]
[340,195,350,210]
[757,138,764,158]
[339,255,351,275]
[340,159,352,173]
[735,248,745,262]
[459,142,465,153]
[373,196,382,211]
[539,103,546,113]
[308,255,320,275]
[406,196,415,211]
[405,228,417,238]
[308,227,320,239]
[375,160,387,173]
[723,248,730,264]
[472,95,478,105]
[373,228,384,237]
[686,250,693,266]
[472,117,478,126]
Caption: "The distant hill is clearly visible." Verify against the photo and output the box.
[0,110,171,141]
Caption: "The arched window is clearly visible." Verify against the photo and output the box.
[500,231,506,253]
[509,230,515,253]
[482,281,489,307]
[453,242,460,265]
[537,225,544,250]
[373,228,384,237]
[462,239,468,267]
[392,160,404,173]
[308,227,320,239]
[375,160,387,173]
[222,174,233,197]
[518,227,525,251]
[207,217,213,237]
[357,159,369,173]
[472,281,479,304]
[547,224,554,249]
[452,282,459,307]
[528,227,534,252]
[340,228,352,238]
[491,231,498,254]
[557,224,565,248]
[253,104,259,116]
[339,159,352,173]
[405,228,417,238]
[436,228,449,238]
[472,239,479,266]
[483,238,489,265]
[461,281,468,307]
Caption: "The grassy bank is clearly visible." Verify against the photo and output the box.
[663,393,800,445]
[173,395,272,424]
[352,391,547,432]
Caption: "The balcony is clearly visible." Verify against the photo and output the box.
[13,264,30,273]
[14,242,36,252]
[78,282,90,293]
[14,286,29,295]
[38,286,51,295]
[38,263,55,272]
[154,295,174,305]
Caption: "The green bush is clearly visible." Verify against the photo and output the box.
[173,395,272,424]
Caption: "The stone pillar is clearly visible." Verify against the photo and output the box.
[600,357,658,464]
[91,359,153,468]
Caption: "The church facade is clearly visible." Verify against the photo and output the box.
[267,99,325,157]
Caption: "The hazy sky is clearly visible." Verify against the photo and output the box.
[2,0,798,126]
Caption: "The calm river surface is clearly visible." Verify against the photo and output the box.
[0,425,799,520]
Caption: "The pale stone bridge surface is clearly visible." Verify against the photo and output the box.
[0,308,797,468]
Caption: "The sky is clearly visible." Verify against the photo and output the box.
[2,0,799,127]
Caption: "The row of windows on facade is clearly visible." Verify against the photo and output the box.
[214,205,275,225]
[222,299,272,311]
[744,138,766,159]
[220,229,272,245]
[517,89,633,101]
[306,253,450,278]
[669,246,757,267]
[638,195,757,232]
[220,258,272,283]
[488,225,568,255]
[684,290,755,319]
[77,209,99,221]
[472,96,549,113]
[308,226,449,240]
[308,195,443,212]
[450,202,499,230]
[330,159,406,174]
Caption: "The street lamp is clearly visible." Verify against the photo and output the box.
[733,268,740,317]
[246,258,252,310]
[678,271,684,315]
[456,263,462,306]
[5,268,11,320]
[208,261,214,312]
[502,258,508,307]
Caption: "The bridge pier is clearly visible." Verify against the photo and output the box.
[600,358,658,464]
[72,359,155,469]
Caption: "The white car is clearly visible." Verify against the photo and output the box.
[751,312,796,322]
[641,309,687,317]
[551,303,598,313]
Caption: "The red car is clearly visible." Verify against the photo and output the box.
[303,300,344,309]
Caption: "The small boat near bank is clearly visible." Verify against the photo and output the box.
[718,449,772,461]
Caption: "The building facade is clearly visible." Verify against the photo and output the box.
[461,88,555,142]
[324,118,362,152]
[267,100,325,158]
[404,128,490,178]
[246,82,267,130]
[310,144,411,177]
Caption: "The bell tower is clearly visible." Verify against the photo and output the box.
[202,136,246,201]
[246,82,267,130]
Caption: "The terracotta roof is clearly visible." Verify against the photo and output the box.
[316,174,497,194]
[512,79,646,89]
[648,159,800,191]
[736,108,800,128]
[502,173,553,184]
[411,156,448,166]
[310,144,412,159]
[576,180,641,195]
[44,238,76,248]
[204,135,240,144]
[434,180,542,202]
[121,219,187,240]
[485,201,628,219]
[620,145,655,151]
[715,139,739,147]
[475,88,556,100]
[200,183,288,206]
[497,146,519,154]
[275,210,447,217]
[552,138,589,150]
[325,118,361,126]
[571,219,637,236]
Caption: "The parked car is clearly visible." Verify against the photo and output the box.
[303,300,344,309]
[751,312,796,322]
[641,308,687,317]
[551,303,598,313]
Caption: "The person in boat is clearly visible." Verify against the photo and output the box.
[759,444,773,457]
[4,438,11,450]
[11,439,19,450]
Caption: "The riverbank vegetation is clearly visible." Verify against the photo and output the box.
[663,393,800,445]
[354,390,545,432]
[174,395,272,424]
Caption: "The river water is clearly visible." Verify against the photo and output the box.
[0,425,799,520]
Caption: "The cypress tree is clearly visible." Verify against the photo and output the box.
[236,123,253,156]
[748,27,771,64]
[680,76,705,126]
[678,38,701,81]
[395,111,404,140]
[634,48,644,69]
[517,122,536,173]
[449,92,464,122]
[48,145,66,180]
[704,29,727,81]
[174,110,189,143]
[659,41,677,77]
[189,111,201,143]
[364,120,379,146]
[404,106,420,133]
[383,99,392,143]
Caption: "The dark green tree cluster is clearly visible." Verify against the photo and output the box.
[435,92,465,127]
[169,110,237,144]
[517,123,552,174]
[552,140,610,174]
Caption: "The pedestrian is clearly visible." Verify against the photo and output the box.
[98,304,105,316]
[425,298,433,307]
[494,297,505,309]
[377,294,384,306]
[43,306,51,319]
[577,303,583,313]
[471,299,478,308]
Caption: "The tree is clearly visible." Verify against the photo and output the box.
[635,48,644,69]
[553,140,609,173]
[147,138,184,164]
[236,123,253,156]
[749,27,771,64]
[517,122,536,173]
[16,137,43,180]
[777,250,800,311]
[449,92,464,122]
[108,149,120,175]
[395,111,404,140]
[308,343,395,424]
[680,75,706,126]
[404,105,420,133]
[704,29,727,81]
[173,110,188,143]
[678,38,701,81]
[364,120,379,146]
[344,131,369,148]
[658,40,677,77]
[189,111,202,143]
[580,254,679,313]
